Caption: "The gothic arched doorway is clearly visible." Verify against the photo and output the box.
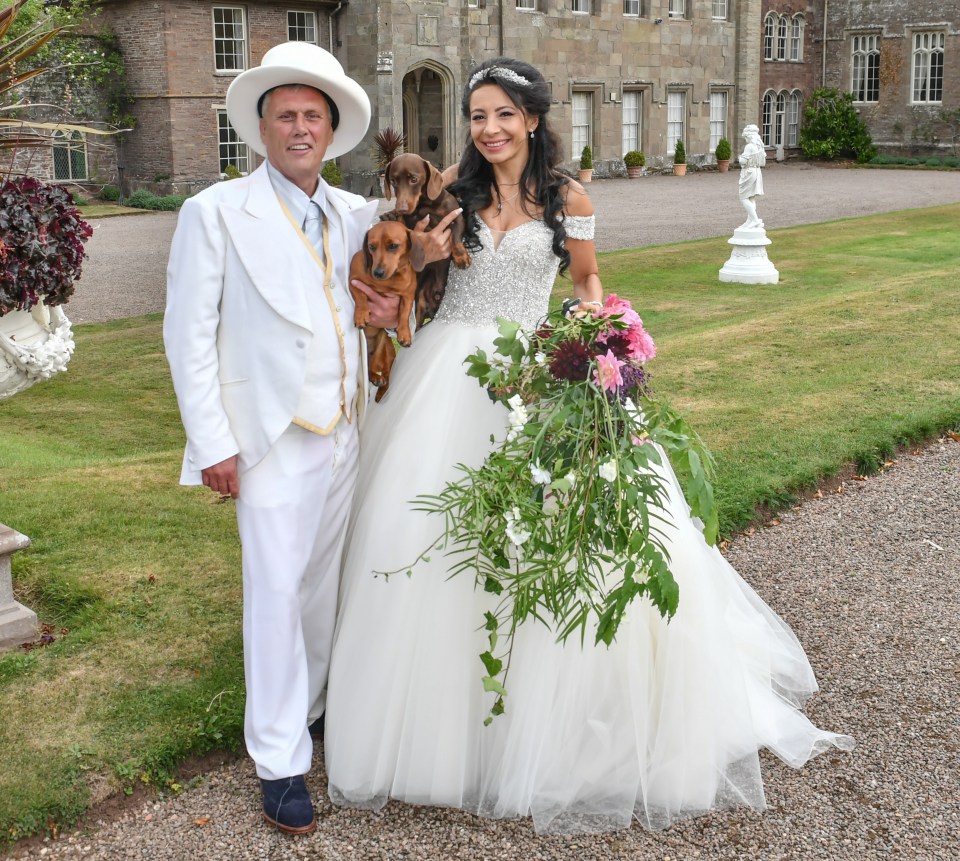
[401,62,456,169]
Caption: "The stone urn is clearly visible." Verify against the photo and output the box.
[717,159,731,174]
[0,299,75,400]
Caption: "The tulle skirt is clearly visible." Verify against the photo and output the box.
[325,320,853,834]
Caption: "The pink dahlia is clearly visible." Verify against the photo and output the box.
[594,349,624,393]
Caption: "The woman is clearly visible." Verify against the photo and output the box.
[325,58,852,834]
[738,123,767,229]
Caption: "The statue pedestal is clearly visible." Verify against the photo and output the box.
[719,226,780,285]
[0,525,37,652]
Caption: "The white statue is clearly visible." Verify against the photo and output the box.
[737,124,766,230]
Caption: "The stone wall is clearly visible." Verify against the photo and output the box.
[822,0,960,154]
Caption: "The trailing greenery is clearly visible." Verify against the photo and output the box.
[799,87,877,164]
[867,153,960,169]
[673,139,686,164]
[623,150,645,168]
[715,137,732,161]
[98,184,120,201]
[579,144,593,170]
[2,206,960,845]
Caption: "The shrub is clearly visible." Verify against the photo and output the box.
[124,189,188,211]
[799,87,877,163]
[0,177,93,316]
[673,139,686,164]
[222,164,243,180]
[373,127,405,171]
[321,160,343,187]
[715,137,732,161]
[99,185,121,201]
[579,145,593,170]
[623,150,645,167]
[71,192,90,207]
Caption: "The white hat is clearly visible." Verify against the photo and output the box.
[226,42,370,160]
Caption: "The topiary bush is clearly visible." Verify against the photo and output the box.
[0,177,93,316]
[799,87,877,163]
[321,160,343,187]
[673,139,686,164]
[579,145,593,170]
[623,150,645,167]
[715,137,732,161]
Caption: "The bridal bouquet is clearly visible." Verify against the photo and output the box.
[410,296,719,721]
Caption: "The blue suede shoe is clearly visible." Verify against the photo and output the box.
[260,775,316,834]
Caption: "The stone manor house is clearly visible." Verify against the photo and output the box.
[14,1,960,196]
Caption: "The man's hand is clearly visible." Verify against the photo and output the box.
[351,280,401,329]
[202,455,240,500]
[410,208,462,271]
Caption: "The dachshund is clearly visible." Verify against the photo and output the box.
[382,153,471,328]
[349,220,422,402]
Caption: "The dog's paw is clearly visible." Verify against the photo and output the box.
[354,309,370,328]
[452,246,472,269]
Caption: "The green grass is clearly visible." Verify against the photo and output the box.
[2,205,960,845]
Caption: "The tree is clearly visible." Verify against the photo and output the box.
[798,87,877,164]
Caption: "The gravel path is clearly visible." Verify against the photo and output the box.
[11,167,959,859]
[67,162,960,323]
[9,439,959,860]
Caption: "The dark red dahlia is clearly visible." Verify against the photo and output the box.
[597,331,632,360]
[549,339,592,381]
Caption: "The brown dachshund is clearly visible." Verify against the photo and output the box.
[349,221,420,402]
[383,153,471,328]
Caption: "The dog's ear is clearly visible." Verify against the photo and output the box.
[424,157,444,200]
[363,230,373,271]
[384,160,394,201]
[409,228,426,273]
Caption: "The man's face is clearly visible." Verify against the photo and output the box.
[259,85,335,195]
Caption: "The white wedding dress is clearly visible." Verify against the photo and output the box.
[325,214,853,834]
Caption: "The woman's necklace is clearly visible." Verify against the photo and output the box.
[496,188,521,214]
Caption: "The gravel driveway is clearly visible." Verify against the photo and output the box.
[11,166,959,860]
[68,162,960,323]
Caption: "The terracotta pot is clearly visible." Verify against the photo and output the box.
[626,166,643,179]
[577,168,593,183]
[717,159,730,173]
[673,163,687,176]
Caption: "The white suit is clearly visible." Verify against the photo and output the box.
[164,162,377,780]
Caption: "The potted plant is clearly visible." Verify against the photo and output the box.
[373,127,406,194]
[672,139,687,176]
[715,137,732,173]
[623,150,645,179]
[321,160,343,187]
[578,145,593,183]
[0,177,89,399]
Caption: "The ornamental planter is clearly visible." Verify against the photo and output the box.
[673,163,687,176]
[0,299,75,400]
[717,159,730,173]
[578,168,593,183]
[626,166,643,179]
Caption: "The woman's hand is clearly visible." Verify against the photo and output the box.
[409,208,463,271]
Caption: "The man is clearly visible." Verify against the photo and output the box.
[164,42,443,834]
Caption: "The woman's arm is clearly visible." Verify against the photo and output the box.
[562,180,603,304]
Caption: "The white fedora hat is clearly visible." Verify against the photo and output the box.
[226,41,370,160]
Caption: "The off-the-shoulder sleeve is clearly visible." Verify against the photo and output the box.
[563,214,595,241]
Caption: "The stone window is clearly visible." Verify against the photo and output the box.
[666,90,685,155]
[623,0,641,16]
[912,31,944,104]
[213,7,246,73]
[288,11,317,43]
[787,91,801,147]
[572,91,593,159]
[217,110,250,175]
[52,131,86,181]
[851,34,880,103]
[763,13,776,61]
[709,90,727,151]
[776,15,788,61]
[571,0,589,12]
[621,90,642,155]
[516,0,537,11]
[668,0,685,19]
[790,15,804,61]
[712,0,727,21]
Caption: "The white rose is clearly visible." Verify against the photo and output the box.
[598,459,618,482]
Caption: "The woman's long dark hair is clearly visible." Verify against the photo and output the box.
[449,57,572,274]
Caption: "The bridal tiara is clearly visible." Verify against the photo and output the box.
[468,67,532,91]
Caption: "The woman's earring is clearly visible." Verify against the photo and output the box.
[529,131,535,140]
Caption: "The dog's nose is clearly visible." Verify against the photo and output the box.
[372,267,386,279]
[396,202,410,213]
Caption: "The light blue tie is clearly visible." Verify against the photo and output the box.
[303,200,325,262]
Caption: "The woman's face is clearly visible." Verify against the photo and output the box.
[469,83,539,169]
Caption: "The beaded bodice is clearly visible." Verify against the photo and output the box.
[433,214,595,329]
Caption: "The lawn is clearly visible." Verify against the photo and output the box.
[1,204,958,845]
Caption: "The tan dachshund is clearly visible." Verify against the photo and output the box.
[349,220,421,402]
[383,153,471,327]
